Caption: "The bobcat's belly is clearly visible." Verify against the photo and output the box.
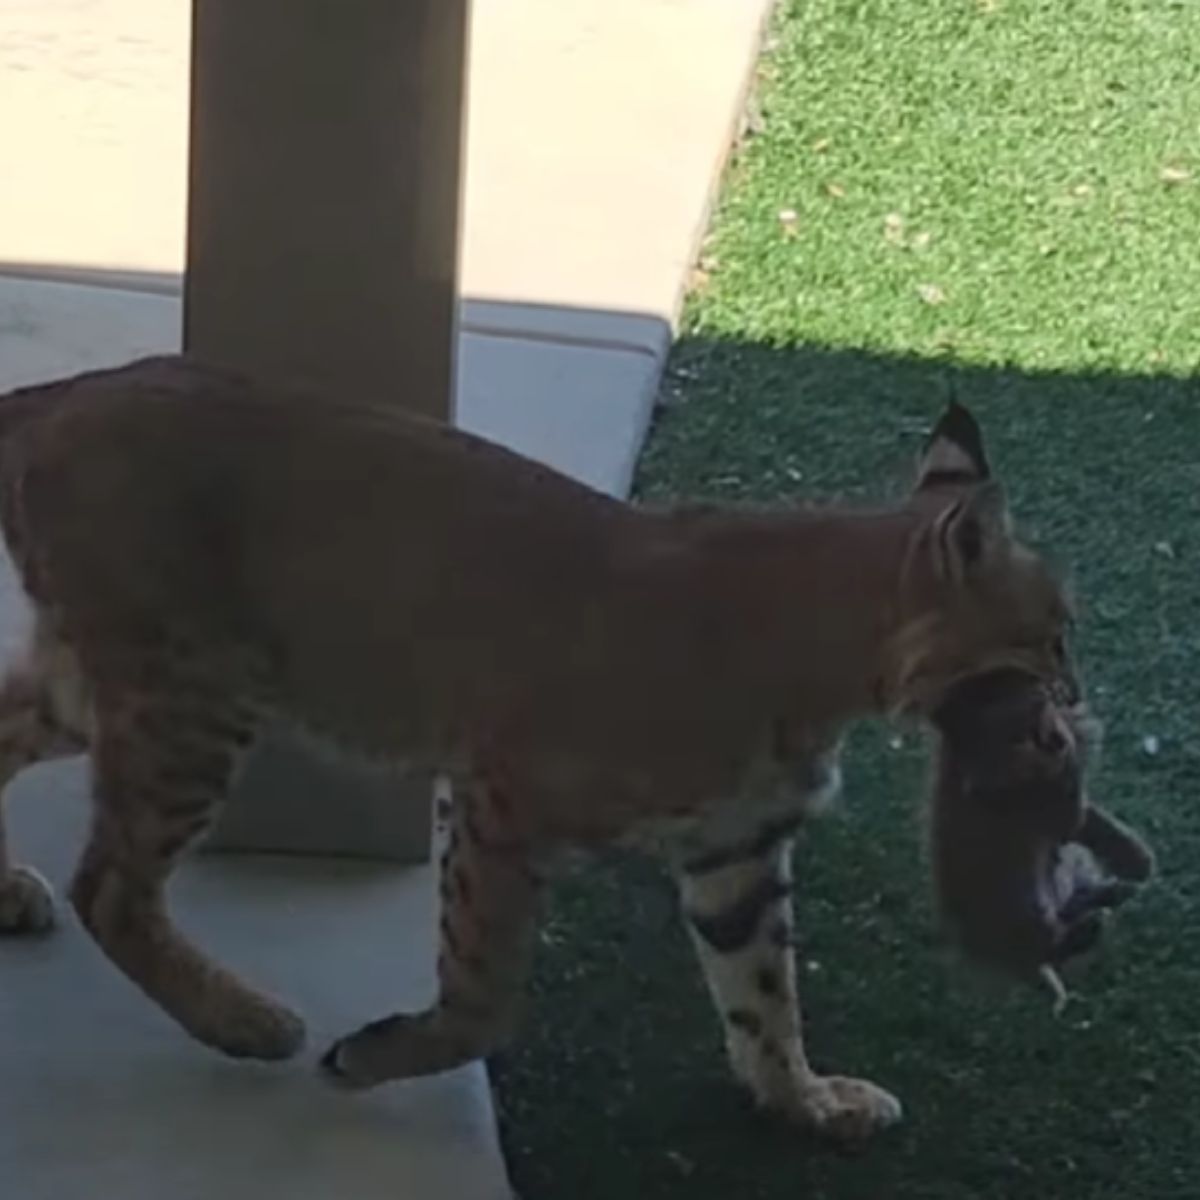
[619,743,843,861]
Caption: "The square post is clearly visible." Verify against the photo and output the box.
[184,0,470,860]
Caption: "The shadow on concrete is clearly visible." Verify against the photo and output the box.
[0,262,187,296]
[0,261,673,355]
[0,262,675,501]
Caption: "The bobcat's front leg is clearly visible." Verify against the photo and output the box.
[674,815,902,1141]
[324,780,543,1088]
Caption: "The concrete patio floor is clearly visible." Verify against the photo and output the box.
[0,1,774,1196]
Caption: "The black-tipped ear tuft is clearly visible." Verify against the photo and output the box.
[931,401,989,470]
[915,401,991,491]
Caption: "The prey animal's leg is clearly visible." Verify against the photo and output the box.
[324,780,544,1088]
[1078,805,1156,882]
[0,630,91,933]
[70,673,304,1060]
[672,750,901,1141]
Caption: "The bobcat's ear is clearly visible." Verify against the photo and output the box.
[915,401,991,492]
[931,480,1011,581]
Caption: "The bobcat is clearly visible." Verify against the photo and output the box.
[0,356,1076,1141]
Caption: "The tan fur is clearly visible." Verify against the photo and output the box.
[0,357,1076,1140]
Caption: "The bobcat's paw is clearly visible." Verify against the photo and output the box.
[199,995,307,1062]
[786,1074,903,1142]
[321,1037,376,1091]
[0,866,56,934]
[322,1011,489,1089]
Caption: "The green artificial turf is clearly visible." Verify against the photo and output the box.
[490,2,1200,1196]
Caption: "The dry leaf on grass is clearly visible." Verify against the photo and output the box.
[1160,165,1192,186]
[916,282,947,305]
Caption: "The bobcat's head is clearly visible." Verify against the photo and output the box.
[886,402,1078,718]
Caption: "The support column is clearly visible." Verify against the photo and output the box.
[184,0,471,861]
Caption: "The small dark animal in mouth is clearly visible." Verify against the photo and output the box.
[928,668,1154,1011]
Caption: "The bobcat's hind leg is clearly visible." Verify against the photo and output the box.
[0,626,91,934]
[70,667,305,1061]
[324,779,544,1088]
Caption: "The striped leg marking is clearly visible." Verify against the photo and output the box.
[324,780,544,1089]
[71,677,304,1061]
[676,817,902,1141]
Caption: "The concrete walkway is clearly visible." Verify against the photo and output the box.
[0,1,774,1196]
[0,0,770,492]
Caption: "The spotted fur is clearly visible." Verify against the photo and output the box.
[0,357,1076,1142]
